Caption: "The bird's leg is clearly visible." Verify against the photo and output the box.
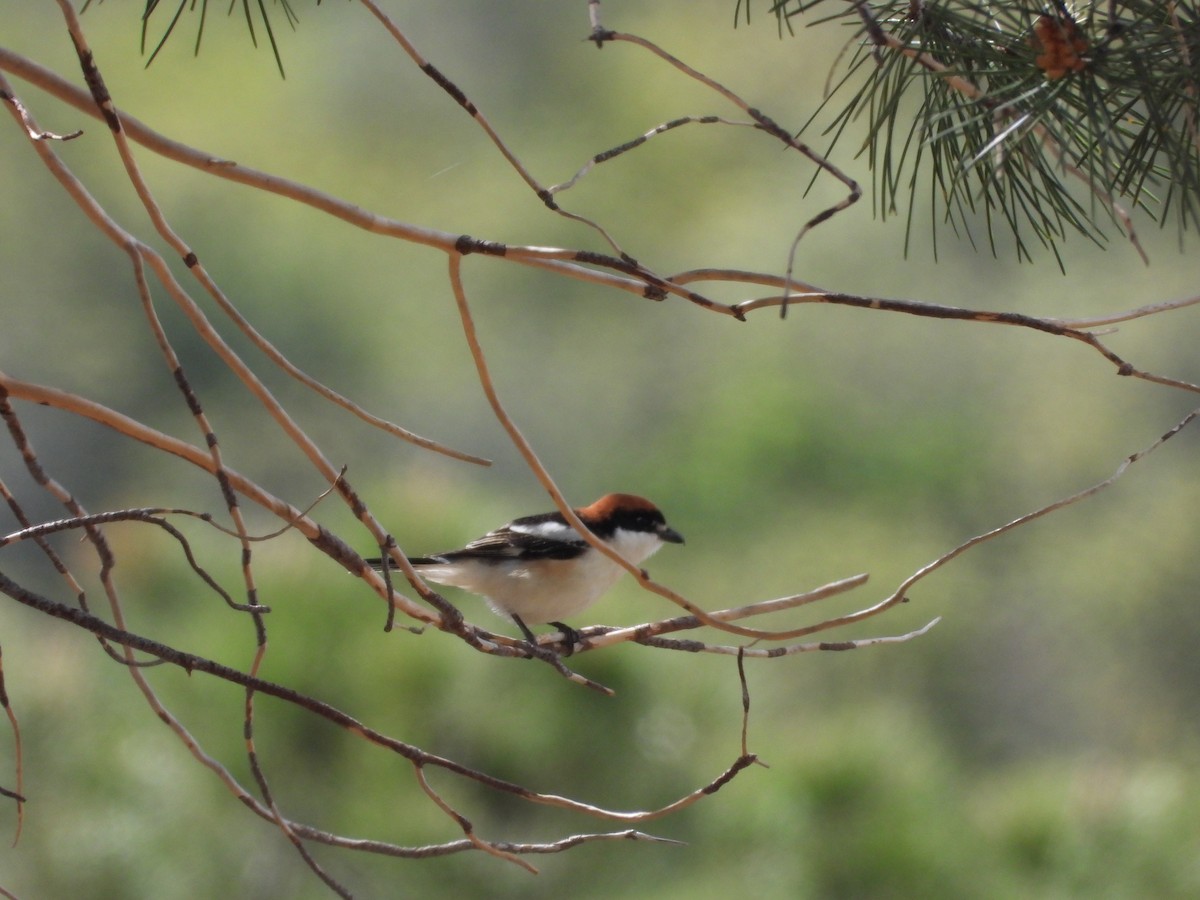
[510,615,579,656]
[549,621,582,655]
[511,614,541,657]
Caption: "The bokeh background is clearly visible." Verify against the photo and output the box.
[2,2,1198,897]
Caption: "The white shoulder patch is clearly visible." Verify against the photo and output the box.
[511,519,578,540]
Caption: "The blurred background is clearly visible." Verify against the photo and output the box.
[1,2,1198,897]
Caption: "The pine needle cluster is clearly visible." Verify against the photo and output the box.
[749,1,1200,261]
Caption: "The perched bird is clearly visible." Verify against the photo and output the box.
[366,493,683,649]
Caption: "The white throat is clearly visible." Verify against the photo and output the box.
[606,527,664,566]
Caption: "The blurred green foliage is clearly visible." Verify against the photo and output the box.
[1,2,1198,897]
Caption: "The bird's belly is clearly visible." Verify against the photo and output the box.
[419,554,626,624]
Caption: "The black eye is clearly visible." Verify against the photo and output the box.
[639,511,662,529]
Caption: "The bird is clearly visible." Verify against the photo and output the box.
[366,493,683,650]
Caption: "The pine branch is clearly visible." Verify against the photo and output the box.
[123,0,299,76]
[755,0,1200,259]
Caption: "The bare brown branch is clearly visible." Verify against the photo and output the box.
[1,4,1196,894]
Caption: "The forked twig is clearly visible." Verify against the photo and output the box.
[0,572,765,825]
[0,372,439,629]
[547,406,1198,658]
[413,764,536,874]
[358,0,634,259]
[1,508,254,613]
[0,82,81,140]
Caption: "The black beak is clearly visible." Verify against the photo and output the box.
[659,524,685,544]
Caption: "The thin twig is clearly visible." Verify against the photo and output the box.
[1,508,256,613]
[0,372,438,628]
[0,572,764,824]
[0,83,81,140]
[358,0,634,260]
[0,645,23,846]
[413,764,536,874]
[593,30,862,316]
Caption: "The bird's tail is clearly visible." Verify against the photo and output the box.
[364,555,443,570]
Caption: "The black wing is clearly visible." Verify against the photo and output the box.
[365,510,587,570]
[444,522,587,561]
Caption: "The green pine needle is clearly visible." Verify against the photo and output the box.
[761,0,1200,259]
